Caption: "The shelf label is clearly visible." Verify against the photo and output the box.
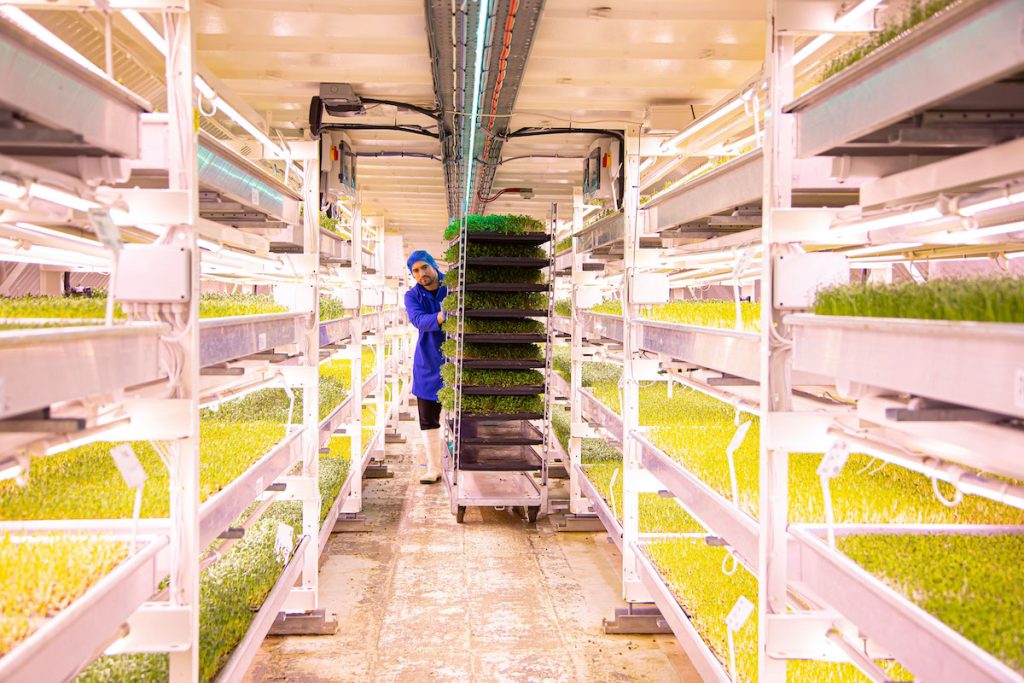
[1015,369,1024,410]
[88,209,122,251]
[251,186,260,207]
[110,444,147,489]
[275,522,294,563]
[258,332,268,350]
[727,420,753,457]
[817,440,851,479]
[726,596,754,632]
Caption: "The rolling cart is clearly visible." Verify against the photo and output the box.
[442,219,555,523]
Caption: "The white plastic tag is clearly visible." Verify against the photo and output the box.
[274,523,294,563]
[110,444,147,489]
[726,596,754,632]
[817,440,851,479]
[88,208,122,251]
[1015,369,1024,410]
[726,421,752,458]
[251,187,260,207]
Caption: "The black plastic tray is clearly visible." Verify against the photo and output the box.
[464,283,550,292]
[462,232,551,246]
[460,333,547,343]
[461,385,545,396]
[465,309,549,318]
[465,257,549,268]
[461,359,545,369]
[452,419,544,445]
[458,444,543,471]
[457,411,544,421]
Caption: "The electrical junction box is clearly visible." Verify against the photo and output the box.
[773,252,849,309]
[631,359,662,382]
[115,245,190,303]
[575,284,605,309]
[337,287,359,309]
[633,272,671,304]
[383,235,406,278]
[272,282,313,313]
[320,133,357,202]
[582,137,621,203]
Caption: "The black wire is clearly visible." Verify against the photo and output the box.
[359,97,443,123]
[317,123,440,140]
[505,127,627,210]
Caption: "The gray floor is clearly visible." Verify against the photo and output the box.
[243,418,699,682]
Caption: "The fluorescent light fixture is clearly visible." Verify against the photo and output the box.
[831,205,944,238]
[0,7,108,80]
[1006,250,1024,259]
[844,242,922,257]
[14,222,104,249]
[122,9,167,56]
[661,97,746,151]
[28,183,100,212]
[0,176,27,200]
[639,158,655,174]
[792,0,884,66]
[968,220,1024,239]
[957,189,1024,217]
[793,34,835,66]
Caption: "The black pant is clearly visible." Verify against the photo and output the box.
[418,398,442,430]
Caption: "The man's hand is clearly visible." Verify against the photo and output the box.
[436,311,444,325]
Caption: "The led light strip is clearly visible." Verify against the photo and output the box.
[462,0,492,213]
[123,10,302,179]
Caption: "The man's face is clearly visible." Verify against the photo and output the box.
[411,261,437,288]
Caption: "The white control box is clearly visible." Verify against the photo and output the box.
[115,245,190,303]
[773,252,848,309]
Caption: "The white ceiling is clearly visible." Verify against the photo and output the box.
[32,0,768,261]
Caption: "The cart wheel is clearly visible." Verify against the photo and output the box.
[527,506,540,524]
[456,506,466,524]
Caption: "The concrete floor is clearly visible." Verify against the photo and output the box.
[243,418,700,683]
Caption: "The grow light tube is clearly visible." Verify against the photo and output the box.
[0,176,27,200]
[957,188,1024,217]
[0,7,109,81]
[660,97,748,152]
[830,204,945,239]
[22,182,101,213]
[791,0,886,66]
[123,11,302,179]
[829,425,1024,512]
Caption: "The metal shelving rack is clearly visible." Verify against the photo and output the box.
[557,1,1024,680]
[443,222,553,524]
[0,3,413,677]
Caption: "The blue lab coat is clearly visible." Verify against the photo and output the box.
[404,276,448,402]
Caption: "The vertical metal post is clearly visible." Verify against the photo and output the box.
[299,151,321,603]
[568,187,587,515]
[619,125,648,603]
[164,8,200,682]
[374,221,386,459]
[343,194,364,512]
[759,3,795,679]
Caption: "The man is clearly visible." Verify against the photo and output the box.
[403,249,447,484]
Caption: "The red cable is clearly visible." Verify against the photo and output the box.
[476,0,519,205]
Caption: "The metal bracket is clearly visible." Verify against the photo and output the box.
[602,605,673,635]
[332,512,368,533]
[385,432,407,444]
[104,603,192,655]
[268,609,339,636]
[555,514,608,533]
[364,464,393,479]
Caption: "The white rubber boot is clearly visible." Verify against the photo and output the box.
[420,428,442,484]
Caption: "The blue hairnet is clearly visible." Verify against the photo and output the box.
[407,249,442,275]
